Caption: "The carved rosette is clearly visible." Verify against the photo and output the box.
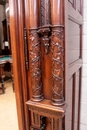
[51,26,64,105]
[29,29,43,101]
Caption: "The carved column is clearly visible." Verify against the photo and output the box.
[50,0,65,106]
[29,0,43,101]
[38,0,51,54]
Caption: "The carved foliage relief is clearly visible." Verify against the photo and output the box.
[29,0,65,105]
[29,30,43,101]
[51,27,64,104]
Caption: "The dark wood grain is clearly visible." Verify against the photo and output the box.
[9,0,30,130]
[9,0,83,130]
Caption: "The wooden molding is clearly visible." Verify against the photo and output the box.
[9,0,30,130]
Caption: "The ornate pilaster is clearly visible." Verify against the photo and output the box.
[29,0,43,101]
[50,0,65,106]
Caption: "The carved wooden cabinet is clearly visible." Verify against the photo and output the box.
[9,0,83,130]
[25,0,83,130]
[26,0,67,130]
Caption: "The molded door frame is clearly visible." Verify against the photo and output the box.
[9,0,30,130]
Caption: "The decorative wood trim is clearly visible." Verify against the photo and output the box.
[9,0,30,130]
[26,100,67,130]
[29,0,43,101]
[50,0,65,106]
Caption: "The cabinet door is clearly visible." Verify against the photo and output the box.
[65,0,83,130]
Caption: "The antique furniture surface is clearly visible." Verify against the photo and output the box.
[9,0,83,130]
[0,55,13,94]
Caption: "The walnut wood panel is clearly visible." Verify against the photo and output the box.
[67,19,82,64]
[69,0,82,14]
[65,68,82,130]
[65,0,83,130]
[68,2,83,22]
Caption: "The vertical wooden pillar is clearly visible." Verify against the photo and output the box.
[29,0,43,101]
[39,0,50,26]
[50,0,65,106]
[38,0,51,54]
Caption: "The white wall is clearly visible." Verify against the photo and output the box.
[0,5,5,49]
[80,0,87,130]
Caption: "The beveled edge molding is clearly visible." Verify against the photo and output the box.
[26,99,67,118]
